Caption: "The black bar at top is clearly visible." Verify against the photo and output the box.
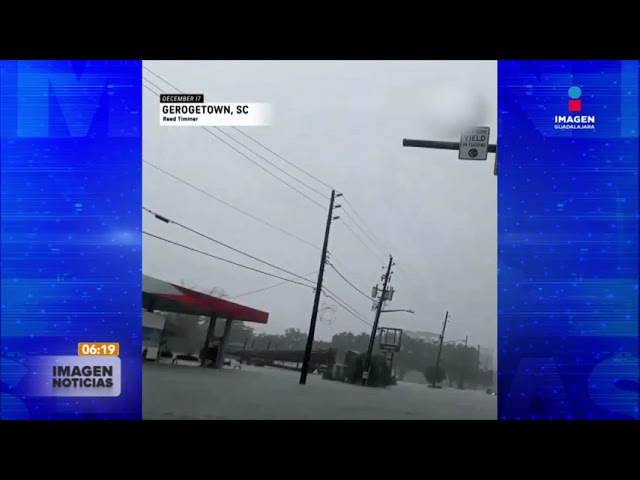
[159,94,205,103]
[403,138,497,153]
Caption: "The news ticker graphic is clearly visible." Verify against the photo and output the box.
[159,93,272,126]
[0,61,142,420]
[498,60,639,420]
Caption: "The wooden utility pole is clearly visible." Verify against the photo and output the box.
[362,255,394,386]
[459,335,469,389]
[432,311,450,388]
[300,190,341,385]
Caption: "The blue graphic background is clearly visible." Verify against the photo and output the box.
[498,60,639,420]
[1,60,142,419]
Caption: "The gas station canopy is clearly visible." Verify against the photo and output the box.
[142,274,269,324]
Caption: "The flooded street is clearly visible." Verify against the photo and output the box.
[143,363,496,420]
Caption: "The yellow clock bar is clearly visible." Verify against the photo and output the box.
[78,342,120,356]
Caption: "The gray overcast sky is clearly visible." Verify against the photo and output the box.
[142,60,497,349]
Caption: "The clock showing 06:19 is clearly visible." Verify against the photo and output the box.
[78,342,120,356]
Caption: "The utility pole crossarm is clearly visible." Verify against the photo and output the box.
[402,139,497,153]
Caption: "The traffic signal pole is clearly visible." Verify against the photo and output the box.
[402,139,498,176]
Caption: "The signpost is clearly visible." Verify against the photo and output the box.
[379,327,403,377]
[458,126,490,161]
[494,150,498,176]
[379,327,403,352]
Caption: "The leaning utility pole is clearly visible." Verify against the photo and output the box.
[459,335,469,390]
[432,311,449,388]
[362,255,394,386]
[300,189,341,385]
[475,343,481,390]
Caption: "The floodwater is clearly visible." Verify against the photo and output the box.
[143,363,497,420]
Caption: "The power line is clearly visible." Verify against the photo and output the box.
[145,68,400,268]
[143,65,335,194]
[326,252,370,288]
[327,261,374,303]
[342,195,391,256]
[144,72,399,309]
[229,271,317,299]
[143,231,316,288]
[340,208,387,259]
[231,127,335,191]
[145,224,370,330]
[143,159,320,251]
[144,159,373,298]
[143,207,315,286]
[339,218,382,260]
[144,229,369,327]
[321,287,372,326]
[340,196,420,286]
[143,77,328,208]
[213,128,329,200]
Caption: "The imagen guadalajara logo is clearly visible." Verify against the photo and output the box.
[554,86,595,130]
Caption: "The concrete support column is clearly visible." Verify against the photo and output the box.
[206,317,217,346]
[215,318,234,369]
[201,316,217,366]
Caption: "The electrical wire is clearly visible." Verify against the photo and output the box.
[342,195,392,255]
[144,158,373,301]
[145,68,400,269]
[229,271,317,299]
[326,261,374,303]
[144,71,396,278]
[321,287,372,326]
[144,77,327,209]
[339,208,387,260]
[143,231,316,288]
[143,207,315,285]
[144,65,334,196]
[143,160,321,251]
[230,127,335,191]
[143,67,410,314]
[339,218,382,260]
[143,228,369,327]
[215,127,329,200]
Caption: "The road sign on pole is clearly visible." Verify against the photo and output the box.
[459,127,490,161]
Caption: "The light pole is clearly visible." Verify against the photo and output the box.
[380,309,414,314]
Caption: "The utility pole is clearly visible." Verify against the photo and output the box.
[362,255,394,386]
[459,335,469,390]
[432,311,449,388]
[300,189,341,385]
[475,344,481,390]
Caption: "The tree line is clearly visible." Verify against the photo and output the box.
[160,283,494,389]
